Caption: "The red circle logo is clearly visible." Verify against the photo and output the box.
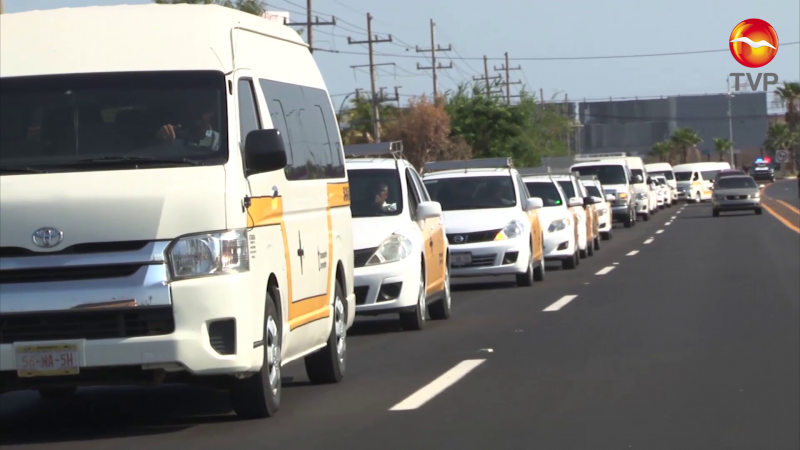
[729,19,779,68]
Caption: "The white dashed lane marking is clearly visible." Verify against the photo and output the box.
[644,238,654,244]
[595,266,615,275]
[627,250,639,256]
[390,359,487,411]
[656,230,664,234]
[543,295,579,312]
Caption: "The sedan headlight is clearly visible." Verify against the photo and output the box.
[495,220,525,240]
[750,193,760,199]
[169,229,249,280]
[635,192,648,200]
[366,234,413,266]
[547,218,570,232]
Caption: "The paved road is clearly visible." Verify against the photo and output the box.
[765,178,800,213]
[2,199,798,450]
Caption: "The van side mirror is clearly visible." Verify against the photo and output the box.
[583,196,596,206]
[416,201,442,219]
[567,197,584,208]
[605,193,616,202]
[633,175,643,183]
[244,129,288,174]
[524,197,544,210]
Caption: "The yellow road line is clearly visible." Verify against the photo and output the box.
[762,202,800,234]
[775,199,800,216]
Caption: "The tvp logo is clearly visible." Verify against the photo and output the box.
[728,19,780,92]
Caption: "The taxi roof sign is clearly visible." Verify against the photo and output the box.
[423,157,513,173]
[344,141,404,159]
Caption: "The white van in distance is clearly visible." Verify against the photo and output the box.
[0,4,355,419]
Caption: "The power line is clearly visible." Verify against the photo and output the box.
[311,41,800,61]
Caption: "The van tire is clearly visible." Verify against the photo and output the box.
[755,208,763,215]
[533,242,545,282]
[305,281,347,384]
[712,209,720,217]
[624,213,633,228]
[594,236,601,250]
[586,240,594,257]
[642,212,649,222]
[601,230,612,241]
[231,293,281,419]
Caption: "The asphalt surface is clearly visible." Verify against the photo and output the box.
[2,193,799,450]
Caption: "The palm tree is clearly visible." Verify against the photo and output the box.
[766,123,800,168]
[649,140,672,163]
[774,81,800,172]
[713,137,733,162]
[670,127,703,164]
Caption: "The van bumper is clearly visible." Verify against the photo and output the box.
[0,272,260,388]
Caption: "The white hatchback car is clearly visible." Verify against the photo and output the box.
[422,158,546,287]
[345,143,451,331]
[522,175,581,269]
[653,175,671,208]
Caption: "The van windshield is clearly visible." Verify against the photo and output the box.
[675,172,693,182]
[424,176,516,210]
[347,169,403,217]
[0,71,228,174]
[649,170,675,180]
[702,170,720,181]
[572,165,627,186]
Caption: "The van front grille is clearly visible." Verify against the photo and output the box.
[0,264,143,284]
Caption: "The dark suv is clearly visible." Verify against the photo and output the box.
[749,161,775,182]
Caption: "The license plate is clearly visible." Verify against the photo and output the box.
[16,344,80,377]
[451,253,472,266]
[755,167,767,171]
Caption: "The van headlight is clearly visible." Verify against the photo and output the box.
[366,234,413,265]
[168,229,249,280]
[495,220,525,240]
[750,193,760,199]
[547,218,569,232]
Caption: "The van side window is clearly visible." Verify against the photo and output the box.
[257,79,345,180]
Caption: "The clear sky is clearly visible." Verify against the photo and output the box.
[6,0,800,107]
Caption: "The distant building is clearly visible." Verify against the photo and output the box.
[576,92,769,161]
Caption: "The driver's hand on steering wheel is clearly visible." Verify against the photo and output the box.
[156,124,181,142]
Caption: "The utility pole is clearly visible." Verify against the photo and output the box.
[415,19,452,98]
[473,55,501,97]
[347,13,392,142]
[727,76,735,168]
[286,0,336,53]
[394,86,402,108]
[493,52,522,104]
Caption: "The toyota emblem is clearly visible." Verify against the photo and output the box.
[32,227,64,248]
[453,235,465,243]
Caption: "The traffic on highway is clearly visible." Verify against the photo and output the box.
[0,3,799,450]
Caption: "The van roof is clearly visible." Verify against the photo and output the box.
[673,162,729,172]
[645,163,674,171]
[0,4,307,78]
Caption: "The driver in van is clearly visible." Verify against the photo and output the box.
[155,100,220,151]
[371,182,397,214]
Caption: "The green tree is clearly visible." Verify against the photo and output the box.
[774,81,800,172]
[445,82,571,168]
[765,122,799,171]
[337,94,398,145]
[713,137,733,162]
[649,140,672,163]
[670,127,703,164]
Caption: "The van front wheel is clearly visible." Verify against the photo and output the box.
[305,281,347,384]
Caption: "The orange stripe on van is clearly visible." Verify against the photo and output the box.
[246,196,283,228]
[327,181,351,208]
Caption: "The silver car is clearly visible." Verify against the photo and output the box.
[711,175,763,217]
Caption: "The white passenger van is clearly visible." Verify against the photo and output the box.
[623,155,658,220]
[673,162,731,202]
[0,4,355,418]
[571,155,637,228]
[344,142,451,331]
[645,162,677,203]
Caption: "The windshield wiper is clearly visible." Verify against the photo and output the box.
[0,166,47,174]
[65,156,203,166]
